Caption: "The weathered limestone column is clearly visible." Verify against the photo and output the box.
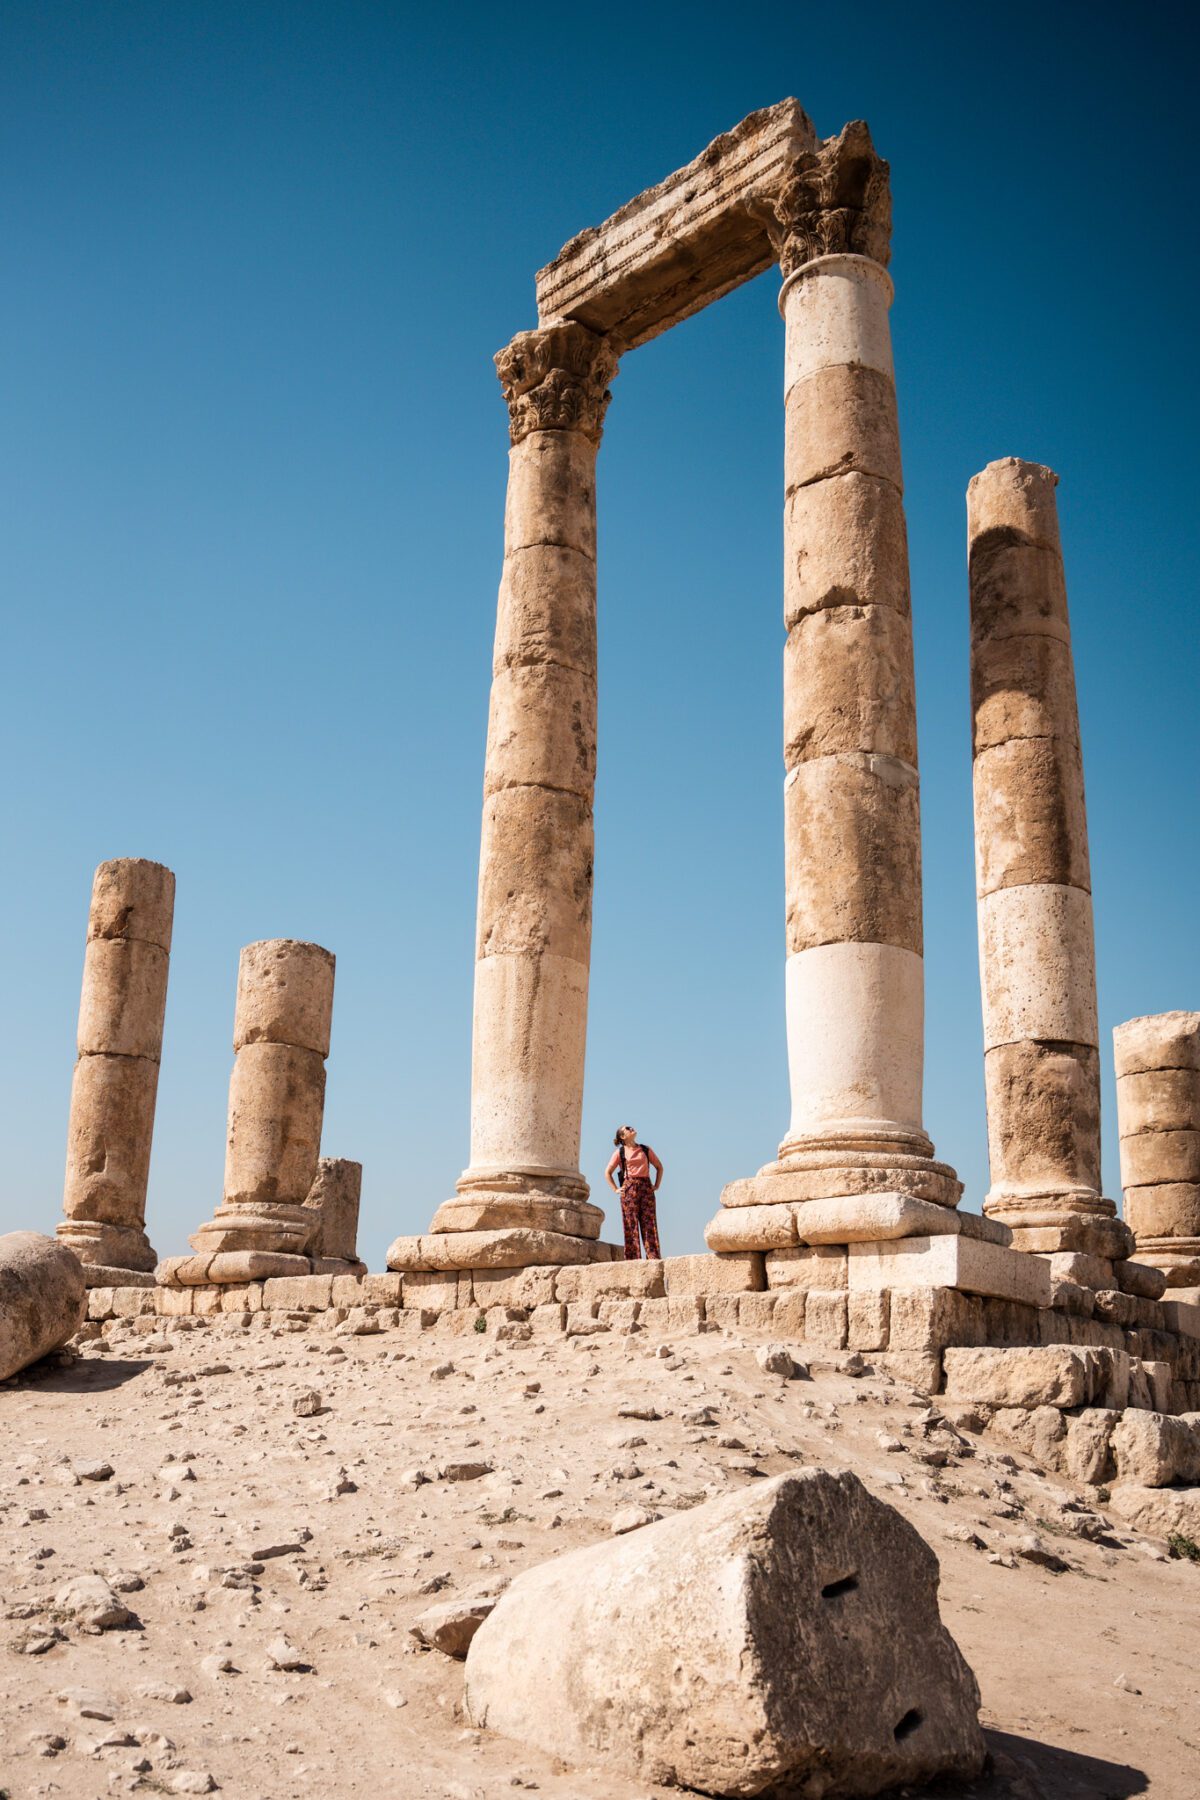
[710,124,958,1247]
[394,324,618,1272]
[57,858,174,1282]
[1115,1013,1200,1286]
[968,459,1126,1253]
[303,1156,365,1269]
[190,940,334,1255]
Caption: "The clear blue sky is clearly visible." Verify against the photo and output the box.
[2,3,1196,1270]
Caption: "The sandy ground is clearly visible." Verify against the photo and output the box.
[1,1310,1197,1800]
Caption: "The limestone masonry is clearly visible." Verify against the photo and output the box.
[8,93,1199,1800]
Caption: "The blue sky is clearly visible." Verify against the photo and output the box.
[2,3,1196,1270]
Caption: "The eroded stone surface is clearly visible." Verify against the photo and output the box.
[0,1232,86,1380]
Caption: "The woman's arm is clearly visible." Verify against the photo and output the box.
[604,1151,621,1193]
[648,1147,663,1189]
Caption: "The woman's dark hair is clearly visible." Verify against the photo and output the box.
[613,1125,633,1147]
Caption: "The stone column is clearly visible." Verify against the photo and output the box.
[303,1156,364,1269]
[414,323,617,1267]
[968,459,1127,1254]
[710,123,958,1245]
[190,939,334,1254]
[1115,1013,1200,1286]
[57,858,174,1282]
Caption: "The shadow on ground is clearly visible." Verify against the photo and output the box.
[902,1729,1149,1799]
[14,1354,153,1393]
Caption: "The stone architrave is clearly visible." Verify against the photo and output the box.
[57,858,174,1282]
[398,323,618,1273]
[968,460,1126,1254]
[707,123,959,1249]
[1115,1013,1200,1285]
[189,940,334,1255]
[302,1156,364,1266]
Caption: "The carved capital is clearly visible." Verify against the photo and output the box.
[760,119,891,277]
[495,322,619,446]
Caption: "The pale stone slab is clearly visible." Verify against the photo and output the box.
[664,1252,765,1295]
[765,1246,848,1290]
[386,1230,612,1271]
[534,100,817,348]
[943,1345,1103,1408]
[795,1193,964,1245]
[848,1235,1051,1306]
[704,1203,798,1252]
[554,1261,666,1303]
[464,1470,985,1795]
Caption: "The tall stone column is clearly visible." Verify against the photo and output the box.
[58,858,174,1282]
[968,459,1127,1254]
[1115,1013,1200,1287]
[710,123,958,1247]
[405,323,617,1270]
[190,939,334,1254]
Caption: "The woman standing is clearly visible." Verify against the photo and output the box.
[605,1125,663,1261]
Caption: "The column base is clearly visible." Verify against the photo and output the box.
[705,1138,962,1254]
[56,1219,157,1277]
[189,1201,313,1256]
[1125,1236,1200,1287]
[387,1228,620,1272]
[724,1146,962,1212]
[431,1163,605,1249]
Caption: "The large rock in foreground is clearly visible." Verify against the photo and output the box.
[464,1469,984,1797]
[0,1232,86,1380]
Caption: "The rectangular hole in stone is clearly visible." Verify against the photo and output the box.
[820,1574,858,1599]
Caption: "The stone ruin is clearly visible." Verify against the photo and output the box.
[8,98,1200,1528]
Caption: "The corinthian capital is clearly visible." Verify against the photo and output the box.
[494,322,619,447]
[761,119,892,278]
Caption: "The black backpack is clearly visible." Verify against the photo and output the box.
[618,1142,652,1188]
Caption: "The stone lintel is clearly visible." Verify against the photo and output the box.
[535,99,817,349]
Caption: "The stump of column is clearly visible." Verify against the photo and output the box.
[391,323,618,1274]
[303,1156,365,1271]
[1115,1013,1200,1286]
[968,459,1130,1260]
[190,939,334,1255]
[706,124,959,1255]
[57,858,174,1284]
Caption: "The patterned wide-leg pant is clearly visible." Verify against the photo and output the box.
[620,1177,661,1260]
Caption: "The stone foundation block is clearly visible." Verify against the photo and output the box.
[804,1290,848,1348]
[110,1288,156,1318]
[1047,1252,1114,1292]
[1094,1289,1162,1329]
[403,1271,464,1311]
[942,1345,1114,1409]
[1161,1298,1200,1339]
[771,1291,807,1338]
[330,1274,365,1307]
[737,1293,781,1333]
[262,1274,333,1312]
[1107,1483,1200,1540]
[469,1266,557,1310]
[1007,1217,1135,1260]
[704,1203,798,1252]
[86,1288,114,1321]
[792,1192,963,1244]
[848,1290,890,1350]
[1111,1411,1200,1486]
[597,1298,640,1332]
[360,1272,403,1306]
[666,1295,705,1332]
[765,1246,848,1290]
[888,1288,974,1352]
[665,1252,764,1295]
[157,1286,193,1316]
[875,1351,943,1392]
[703,1295,742,1330]
[1063,1409,1119,1484]
[849,1236,1051,1306]
[1116,1260,1167,1300]
[531,1302,566,1336]
[192,1286,222,1315]
[555,1260,665,1303]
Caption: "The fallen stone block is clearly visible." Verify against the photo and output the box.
[704,1203,798,1252]
[1107,1483,1200,1542]
[1111,1411,1200,1487]
[1117,1260,1168,1300]
[464,1470,984,1797]
[0,1233,86,1380]
[849,1236,1051,1307]
[412,1594,500,1657]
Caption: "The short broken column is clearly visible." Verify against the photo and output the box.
[968,459,1127,1258]
[709,122,959,1252]
[392,323,617,1274]
[190,939,334,1256]
[1115,1013,1200,1287]
[57,858,174,1282]
[303,1157,365,1270]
